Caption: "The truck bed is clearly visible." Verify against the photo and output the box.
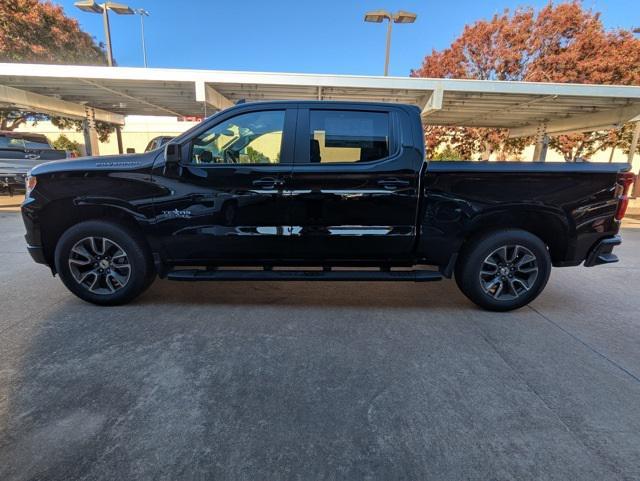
[420,161,630,270]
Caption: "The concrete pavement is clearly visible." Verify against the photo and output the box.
[1,211,639,480]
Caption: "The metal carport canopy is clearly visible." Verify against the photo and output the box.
[1,62,640,136]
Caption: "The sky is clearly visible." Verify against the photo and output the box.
[54,0,639,76]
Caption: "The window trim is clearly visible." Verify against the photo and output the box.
[294,107,400,166]
[183,107,296,167]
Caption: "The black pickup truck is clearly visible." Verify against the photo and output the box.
[21,101,634,310]
[1,131,68,195]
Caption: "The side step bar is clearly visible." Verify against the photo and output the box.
[166,269,442,282]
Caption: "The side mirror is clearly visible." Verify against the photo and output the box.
[164,143,181,165]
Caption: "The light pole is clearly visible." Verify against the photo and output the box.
[74,1,135,67]
[364,10,417,76]
[134,8,150,67]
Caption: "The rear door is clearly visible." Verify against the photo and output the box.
[287,104,422,261]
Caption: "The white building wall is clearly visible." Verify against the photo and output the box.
[15,116,199,155]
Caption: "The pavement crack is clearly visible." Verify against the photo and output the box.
[472,322,624,480]
[527,304,640,386]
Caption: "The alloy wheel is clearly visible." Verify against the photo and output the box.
[68,236,131,295]
[479,244,539,301]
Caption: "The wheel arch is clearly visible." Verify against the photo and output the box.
[460,208,570,264]
[40,198,154,271]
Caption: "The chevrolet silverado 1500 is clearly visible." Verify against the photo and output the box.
[21,101,634,310]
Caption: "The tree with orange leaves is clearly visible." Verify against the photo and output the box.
[0,0,114,140]
[412,1,640,161]
[0,0,106,66]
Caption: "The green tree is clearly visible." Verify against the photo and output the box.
[244,146,270,163]
[0,0,115,141]
[52,134,81,155]
[430,145,464,161]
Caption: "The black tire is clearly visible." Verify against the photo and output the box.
[54,220,156,306]
[455,229,551,312]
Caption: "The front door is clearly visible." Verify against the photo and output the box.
[287,105,422,262]
[152,106,296,263]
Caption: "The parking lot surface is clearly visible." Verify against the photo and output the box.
[1,210,639,480]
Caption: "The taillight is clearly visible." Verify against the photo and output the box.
[615,171,635,221]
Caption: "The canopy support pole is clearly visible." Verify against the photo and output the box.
[82,106,100,156]
[629,121,640,197]
[532,124,548,162]
[629,121,640,164]
[115,126,124,154]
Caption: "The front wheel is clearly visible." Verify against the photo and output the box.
[455,229,551,311]
[55,220,156,306]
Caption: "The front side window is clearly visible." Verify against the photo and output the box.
[309,110,390,164]
[190,110,285,165]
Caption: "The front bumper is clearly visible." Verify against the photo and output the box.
[27,244,47,264]
[22,197,48,266]
[1,173,26,187]
[584,235,621,267]
[1,173,26,195]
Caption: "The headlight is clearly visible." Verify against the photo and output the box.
[25,175,37,197]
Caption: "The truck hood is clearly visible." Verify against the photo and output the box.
[29,152,157,176]
[0,158,43,174]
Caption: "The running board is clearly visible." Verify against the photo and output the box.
[166,269,442,282]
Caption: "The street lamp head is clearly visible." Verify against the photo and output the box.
[105,2,134,15]
[74,0,135,15]
[633,27,640,34]
[135,8,150,16]
[364,10,392,23]
[364,8,418,75]
[74,0,104,13]
[393,10,417,24]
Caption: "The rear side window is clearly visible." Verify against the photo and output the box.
[309,110,390,163]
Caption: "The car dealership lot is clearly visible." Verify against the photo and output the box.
[1,211,639,481]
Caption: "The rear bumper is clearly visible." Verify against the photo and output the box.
[584,235,621,267]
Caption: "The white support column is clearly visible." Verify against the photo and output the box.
[420,85,444,117]
[83,106,100,156]
[195,81,233,111]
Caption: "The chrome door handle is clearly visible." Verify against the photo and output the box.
[252,177,283,188]
[378,178,410,190]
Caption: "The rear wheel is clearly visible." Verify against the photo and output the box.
[55,220,155,306]
[455,229,551,311]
